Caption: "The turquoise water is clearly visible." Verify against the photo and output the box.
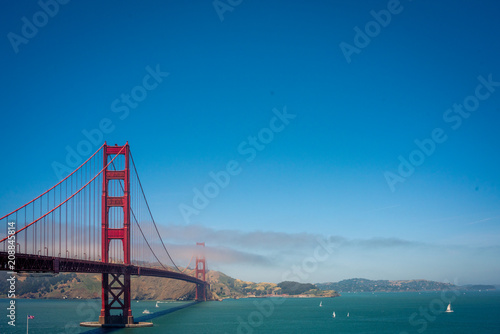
[1,291,499,333]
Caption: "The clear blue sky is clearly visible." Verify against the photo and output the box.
[1,0,499,284]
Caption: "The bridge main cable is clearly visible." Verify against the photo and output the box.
[129,150,182,272]
[0,143,105,221]
[109,158,170,270]
[0,145,123,244]
[109,157,175,272]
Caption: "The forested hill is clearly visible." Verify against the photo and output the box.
[317,278,496,292]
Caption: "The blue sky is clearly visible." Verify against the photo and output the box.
[1,0,500,284]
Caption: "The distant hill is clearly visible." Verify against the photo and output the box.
[1,271,494,299]
[278,281,316,295]
[0,270,339,300]
[317,278,496,293]
[206,272,339,298]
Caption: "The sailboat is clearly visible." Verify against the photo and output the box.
[347,312,349,317]
[445,303,454,313]
[332,311,336,318]
[319,301,322,307]
[156,301,159,308]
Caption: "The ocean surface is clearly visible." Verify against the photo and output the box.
[1,291,499,333]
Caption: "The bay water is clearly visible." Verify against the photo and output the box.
[1,291,499,333]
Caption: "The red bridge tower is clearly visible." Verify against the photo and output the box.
[195,242,207,301]
[99,143,133,325]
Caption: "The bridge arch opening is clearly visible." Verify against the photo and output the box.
[108,179,125,197]
[108,239,125,264]
[108,207,124,229]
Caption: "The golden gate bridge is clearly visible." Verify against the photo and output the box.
[0,142,208,327]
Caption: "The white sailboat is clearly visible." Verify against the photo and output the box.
[347,312,349,317]
[142,309,151,314]
[319,301,322,307]
[156,301,159,308]
[445,303,454,313]
[332,311,336,318]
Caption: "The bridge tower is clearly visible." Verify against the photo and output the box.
[195,242,207,301]
[99,143,133,325]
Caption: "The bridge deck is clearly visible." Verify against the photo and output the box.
[0,252,206,285]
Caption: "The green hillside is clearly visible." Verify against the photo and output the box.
[317,278,496,292]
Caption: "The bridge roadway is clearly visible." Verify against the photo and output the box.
[0,252,206,286]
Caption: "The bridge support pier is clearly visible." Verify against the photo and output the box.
[99,273,133,325]
[196,283,207,301]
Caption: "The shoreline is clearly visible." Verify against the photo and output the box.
[2,289,499,302]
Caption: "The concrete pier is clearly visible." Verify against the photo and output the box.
[80,321,153,328]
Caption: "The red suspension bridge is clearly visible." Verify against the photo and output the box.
[0,142,208,327]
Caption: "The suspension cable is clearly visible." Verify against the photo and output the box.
[129,150,182,272]
[109,159,169,270]
[180,254,195,273]
[130,206,169,270]
[0,143,105,221]
[0,145,123,244]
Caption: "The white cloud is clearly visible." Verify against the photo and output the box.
[146,224,499,285]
